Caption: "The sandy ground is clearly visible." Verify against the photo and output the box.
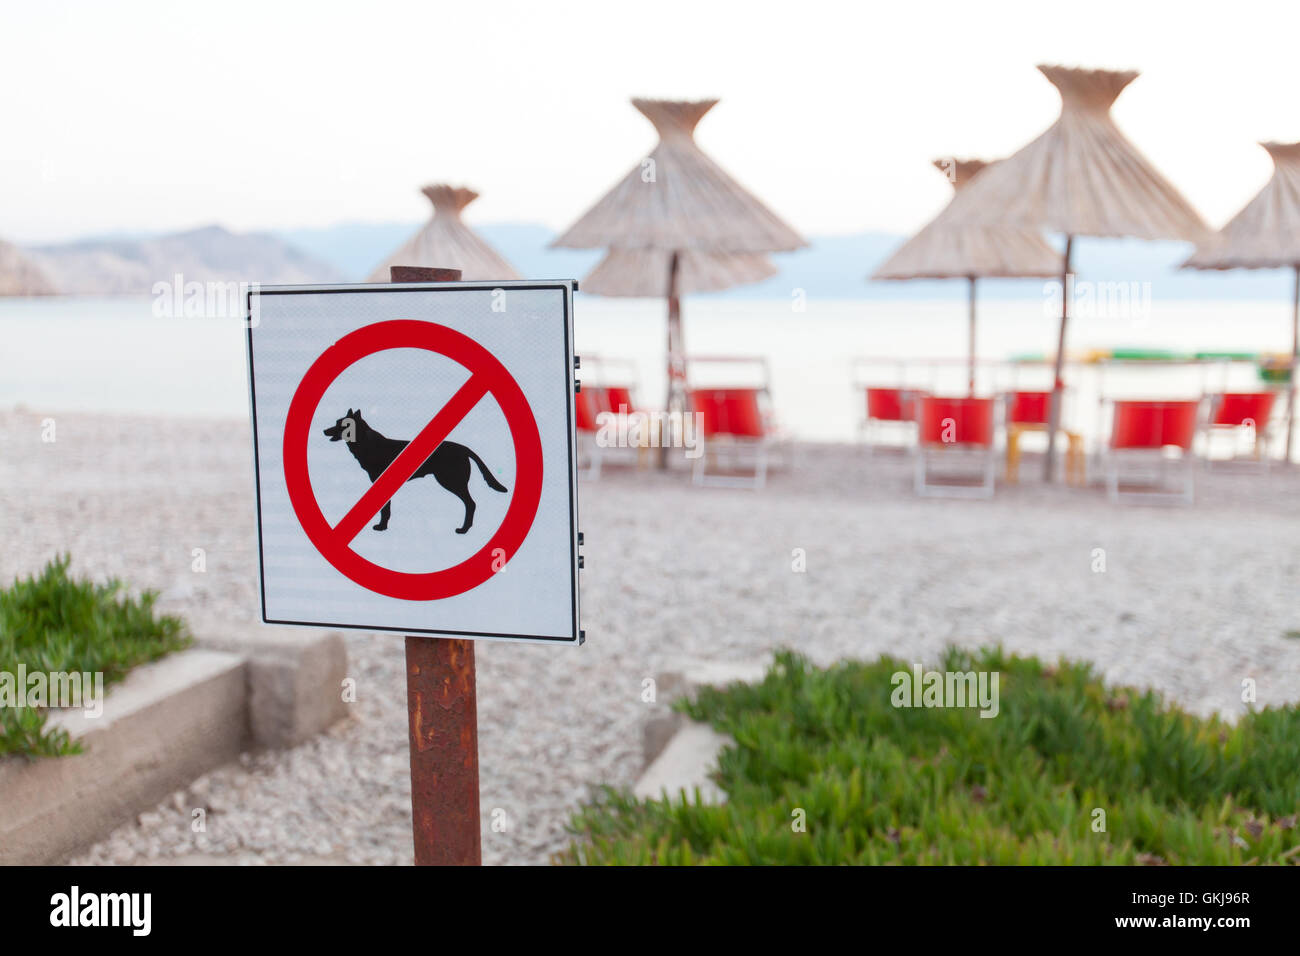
[3,406,1300,865]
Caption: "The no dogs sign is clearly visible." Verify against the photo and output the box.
[246,281,582,644]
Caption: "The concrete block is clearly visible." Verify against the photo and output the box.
[192,620,349,750]
[642,710,687,772]
[633,723,732,805]
[0,649,248,865]
[642,656,770,768]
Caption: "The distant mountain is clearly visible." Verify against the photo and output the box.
[27,224,343,295]
[275,221,1297,302]
[21,220,1296,301]
[684,233,1294,302]
[0,239,57,296]
[276,221,420,282]
[277,220,603,285]
[478,223,604,283]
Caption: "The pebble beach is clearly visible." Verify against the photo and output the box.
[3,406,1299,865]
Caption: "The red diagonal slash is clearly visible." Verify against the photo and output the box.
[331,373,489,545]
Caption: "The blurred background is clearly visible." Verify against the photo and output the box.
[5,0,1300,869]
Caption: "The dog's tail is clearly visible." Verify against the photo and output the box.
[466,449,508,492]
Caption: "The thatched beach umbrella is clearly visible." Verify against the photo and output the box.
[0,239,56,295]
[581,247,776,298]
[1183,141,1300,461]
[368,184,519,282]
[951,66,1208,479]
[872,158,1059,394]
[552,98,806,418]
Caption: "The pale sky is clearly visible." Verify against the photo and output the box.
[2,0,1297,243]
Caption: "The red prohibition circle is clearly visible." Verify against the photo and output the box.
[282,319,543,601]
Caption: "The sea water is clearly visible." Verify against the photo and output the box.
[1,295,1293,445]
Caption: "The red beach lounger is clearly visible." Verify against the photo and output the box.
[914,396,997,498]
[1105,399,1200,503]
[574,384,608,479]
[1204,391,1278,466]
[1003,389,1086,485]
[575,383,645,479]
[861,386,926,452]
[689,387,772,489]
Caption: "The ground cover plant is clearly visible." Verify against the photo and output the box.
[564,648,1300,864]
[0,556,191,757]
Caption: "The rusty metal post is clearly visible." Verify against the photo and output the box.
[405,635,480,865]
[389,265,481,866]
[391,265,462,284]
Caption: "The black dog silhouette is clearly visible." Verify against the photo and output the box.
[322,408,507,534]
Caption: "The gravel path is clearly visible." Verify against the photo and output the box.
[3,407,1299,865]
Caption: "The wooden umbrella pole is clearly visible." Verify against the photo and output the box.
[661,251,682,469]
[1288,264,1299,464]
[968,276,977,397]
[1044,236,1073,482]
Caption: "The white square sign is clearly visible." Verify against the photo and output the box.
[245,281,582,645]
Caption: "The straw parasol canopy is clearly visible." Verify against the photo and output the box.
[0,239,56,295]
[873,158,1059,393]
[368,185,520,282]
[1184,142,1300,270]
[581,248,776,297]
[951,65,1209,479]
[1183,141,1300,460]
[554,99,805,254]
[553,98,805,438]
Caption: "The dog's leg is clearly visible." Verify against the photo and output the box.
[373,501,391,531]
[453,492,476,534]
[433,453,478,534]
